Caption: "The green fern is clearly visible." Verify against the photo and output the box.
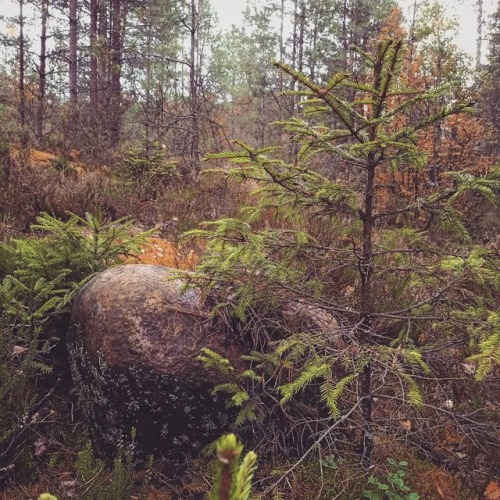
[198,348,236,378]
[438,208,472,243]
[401,373,424,408]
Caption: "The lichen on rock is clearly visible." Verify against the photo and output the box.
[68,264,242,459]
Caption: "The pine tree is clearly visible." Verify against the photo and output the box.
[188,37,499,465]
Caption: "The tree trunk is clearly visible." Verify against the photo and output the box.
[310,4,319,81]
[477,0,483,68]
[190,0,201,173]
[359,150,376,466]
[37,0,49,143]
[98,0,108,146]
[342,0,348,71]
[408,0,418,67]
[291,0,298,76]
[69,0,78,105]
[357,50,392,465]
[297,2,305,75]
[98,0,108,98]
[90,0,98,112]
[279,0,285,94]
[109,0,122,147]
[19,0,27,144]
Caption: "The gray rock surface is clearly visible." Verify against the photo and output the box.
[68,264,242,459]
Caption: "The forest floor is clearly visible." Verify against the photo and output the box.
[0,149,498,499]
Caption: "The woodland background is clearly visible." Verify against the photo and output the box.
[0,0,499,498]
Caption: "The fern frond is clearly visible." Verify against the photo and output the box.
[400,349,430,374]
[234,402,260,427]
[438,208,472,243]
[197,348,235,378]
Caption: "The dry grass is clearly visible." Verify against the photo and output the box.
[8,146,58,169]
[0,154,252,241]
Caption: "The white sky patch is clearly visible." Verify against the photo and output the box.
[398,0,495,61]
[210,0,246,29]
[211,0,496,62]
[0,0,496,62]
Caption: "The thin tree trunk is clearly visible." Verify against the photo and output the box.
[277,0,286,130]
[289,1,306,162]
[357,49,394,465]
[190,0,201,172]
[279,0,285,94]
[90,0,98,111]
[359,150,376,466]
[37,0,49,143]
[144,19,152,145]
[98,0,108,144]
[19,0,27,144]
[408,0,418,68]
[98,0,107,94]
[297,1,305,75]
[477,0,483,68]
[69,0,78,105]
[291,0,298,77]
[110,0,122,147]
[310,4,319,81]
[342,0,348,71]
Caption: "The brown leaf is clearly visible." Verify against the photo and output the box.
[12,345,28,356]
[485,481,500,500]
[417,332,429,346]
[461,362,476,376]
[401,420,412,431]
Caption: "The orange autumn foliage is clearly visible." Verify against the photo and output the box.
[122,236,199,270]
[418,114,495,176]
[8,145,109,177]
[370,8,497,218]
[9,146,57,168]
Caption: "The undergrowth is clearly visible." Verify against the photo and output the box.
[0,37,498,500]
[0,212,153,488]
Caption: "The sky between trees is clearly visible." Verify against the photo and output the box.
[1,0,497,63]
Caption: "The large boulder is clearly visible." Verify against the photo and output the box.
[68,264,242,459]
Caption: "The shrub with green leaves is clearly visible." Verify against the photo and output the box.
[74,440,135,500]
